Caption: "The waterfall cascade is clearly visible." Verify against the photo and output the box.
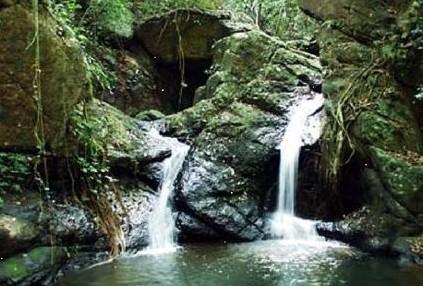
[271,93,324,241]
[145,128,190,254]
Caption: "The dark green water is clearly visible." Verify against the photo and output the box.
[57,240,423,286]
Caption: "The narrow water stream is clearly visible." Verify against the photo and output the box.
[271,94,324,241]
[144,128,189,254]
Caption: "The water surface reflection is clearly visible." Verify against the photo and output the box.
[57,240,423,286]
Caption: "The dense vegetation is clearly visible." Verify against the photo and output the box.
[1,0,423,284]
[0,0,315,203]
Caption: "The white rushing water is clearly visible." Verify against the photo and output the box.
[271,93,325,241]
[146,129,190,254]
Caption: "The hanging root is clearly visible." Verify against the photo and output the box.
[322,62,380,196]
[175,11,186,111]
[85,190,126,257]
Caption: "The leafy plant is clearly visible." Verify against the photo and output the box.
[67,100,132,256]
[224,0,317,40]
[69,103,110,194]
[133,0,222,19]
[69,99,133,193]
[381,1,423,66]
[49,0,117,92]
[88,0,135,38]
[0,153,33,194]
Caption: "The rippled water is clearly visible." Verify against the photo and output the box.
[57,240,423,286]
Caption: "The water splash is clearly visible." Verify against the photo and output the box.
[271,93,324,241]
[146,128,189,254]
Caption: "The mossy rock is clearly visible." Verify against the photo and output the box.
[69,99,136,155]
[171,29,323,240]
[0,214,39,259]
[134,9,250,65]
[165,30,321,138]
[0,3,89,153]
[298,0,405,41]
[353,99,423,153]
[371,147,423,214]
[0,247,67,285]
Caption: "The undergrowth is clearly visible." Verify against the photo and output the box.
[322,63,383,195]
[0,153,33,207]
[49,0,117,92]
[224,0,317,40]
[321,1,423,200]
[68,99,134,255]
[134,0,222,19]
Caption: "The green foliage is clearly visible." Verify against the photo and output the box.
[83,54,116,91]
[88,0,135,38]
[0,153,33,194]
[134,0,222,19]
[415,85,423,101]
[69,103,111,194]
[224,0,317,40]
[69,100,133,193]
[49,0,117,92]
[50,0,83,36]
[52,0,134,38]
[381,1,423,66]
[69,101,133,255]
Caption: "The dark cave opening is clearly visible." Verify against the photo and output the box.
[157,59,212,113]
[296,144,367,221]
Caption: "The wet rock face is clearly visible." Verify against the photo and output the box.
[0,3,89,152]
[167,30,324,241]
[119,189,156,251]
[315,167,423,263]
[0,114,183,283]
[0,184,156,284]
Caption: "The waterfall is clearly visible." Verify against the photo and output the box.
[146,129,189,254]
[271,94,324,241]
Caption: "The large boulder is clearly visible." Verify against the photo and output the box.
[135,9,251,65]
[370,148,423,216]
[299,0,423,261]
[0,101,184,283]
[0,3,89,152]
[0,247,68,286]
[166,30,323,241]
[298,0,401,42]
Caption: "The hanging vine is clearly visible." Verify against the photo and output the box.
[29,0,59,263]
[30,0,50,192]
[175,11,187,112]
[322,61,382,199]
